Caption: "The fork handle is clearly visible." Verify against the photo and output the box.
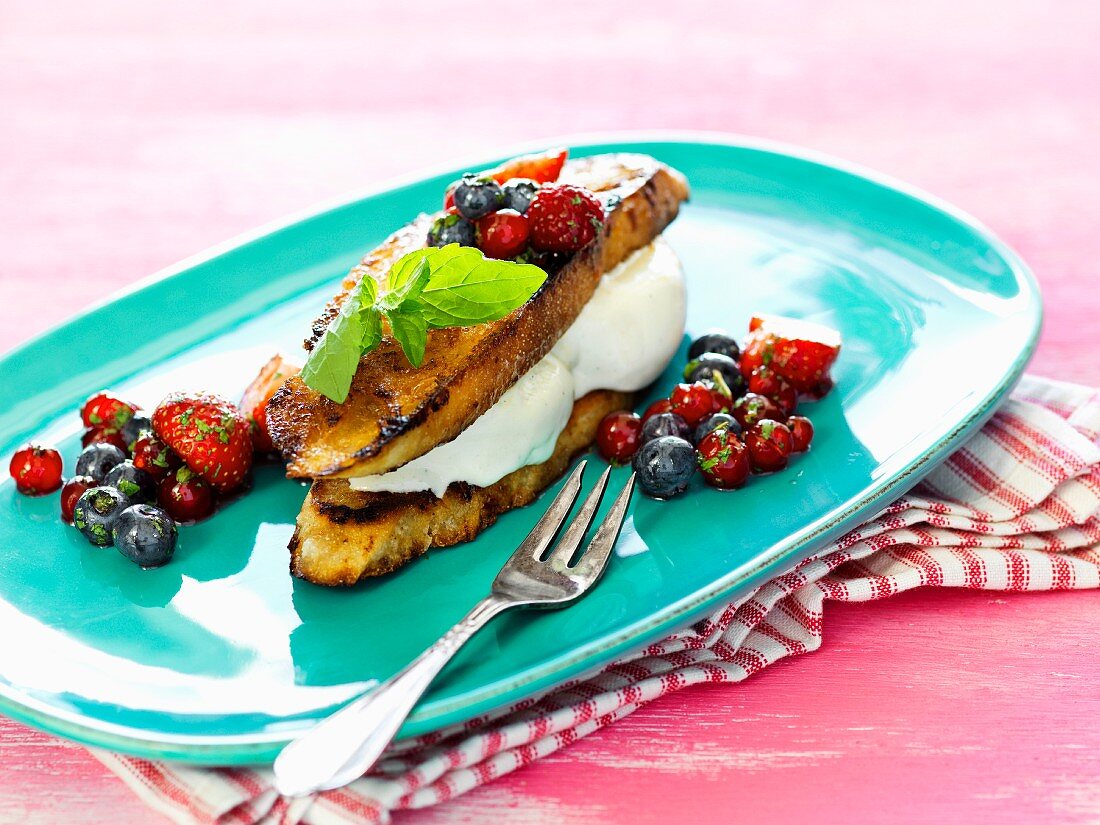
[273,594,512,797]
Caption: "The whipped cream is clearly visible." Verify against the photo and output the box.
[350,236,686,497]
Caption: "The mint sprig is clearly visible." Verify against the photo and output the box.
[301,245,548,403]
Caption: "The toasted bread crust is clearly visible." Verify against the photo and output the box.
[289,389,632,586]
[267,154,688,480]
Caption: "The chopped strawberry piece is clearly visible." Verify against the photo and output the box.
[740,314,841,394]
[487,148,568,185]
[240,355,300,454]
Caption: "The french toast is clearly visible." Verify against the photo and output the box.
[268,151,689,586]
[290,389,631,586]
[266,154,689,480]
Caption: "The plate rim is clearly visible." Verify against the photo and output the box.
[0,130,1043,764]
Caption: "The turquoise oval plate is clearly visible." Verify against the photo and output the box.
[0,135,1041,764]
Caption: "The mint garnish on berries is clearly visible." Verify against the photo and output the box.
[301,244,547,403]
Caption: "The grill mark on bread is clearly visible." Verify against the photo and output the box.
[288,390,632,586]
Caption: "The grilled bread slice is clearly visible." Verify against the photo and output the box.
[291,389,631,586]
[266,154,688,480]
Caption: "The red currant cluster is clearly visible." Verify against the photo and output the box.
[431,148,606,262]
[595,315,840,499]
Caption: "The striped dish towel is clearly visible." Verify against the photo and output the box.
[95,375,1100,825]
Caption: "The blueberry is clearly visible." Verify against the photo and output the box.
[105,460,156,504]
[427,213,476,247]
[72,486,129,546]
[501,178,540,213]
[632,436,696,499]
[641,412,691,444]
[112,504,178,568]
[695,413,740,444]
[685,352,742,388]
[121,414,152,449]
[688,332,741,362]
[75,443,126,483]
[452,175,503,220]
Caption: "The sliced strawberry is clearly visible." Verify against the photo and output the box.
[152,392,252,492]
[740,314,841,394]
[487,148,568,185]
[240,355,300,453]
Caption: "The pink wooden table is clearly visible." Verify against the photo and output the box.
[1,1,1098,822]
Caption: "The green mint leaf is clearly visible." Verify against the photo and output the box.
[301,245,546,403]
[360,305,382,351]
[357,274,378,309]
[379,256,430,312]
[386,249,432,293]
[117,479,140,496]
[386,307,428,368]
[417,245,547,327]
[300,277,382,403]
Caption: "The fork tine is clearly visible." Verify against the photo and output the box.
[546,466,611,565]
[572,472,636,586]
[510,461,587,561]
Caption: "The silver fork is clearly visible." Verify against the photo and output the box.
[273,461,635,797]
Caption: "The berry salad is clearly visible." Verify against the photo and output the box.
[430,148,607,264]
[595,314,841,498]
[8,355,299,570]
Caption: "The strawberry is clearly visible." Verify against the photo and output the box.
[240,355,299,453]
[487,148,567,185]
[527,184,604,253]
[740,314,841,394]
[152,392,252,492]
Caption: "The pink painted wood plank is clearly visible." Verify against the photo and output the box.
[0,0,1097,822]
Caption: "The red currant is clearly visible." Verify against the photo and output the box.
[596,410,643,464]
[132,431,180,482]
[696,378,734,414]
[745,419,794,473]
[787,415,814,452]
[696,428,751,489]
[82,427,129,454]
[81,391,138,430]
[60,475,96,523]
[731,393,782,430]
[9,443,64,495]
[642,398,673,424]
[157,468,215,523]
[476,208,530,259]
[748,367,798,416]
[669,382,714,427]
